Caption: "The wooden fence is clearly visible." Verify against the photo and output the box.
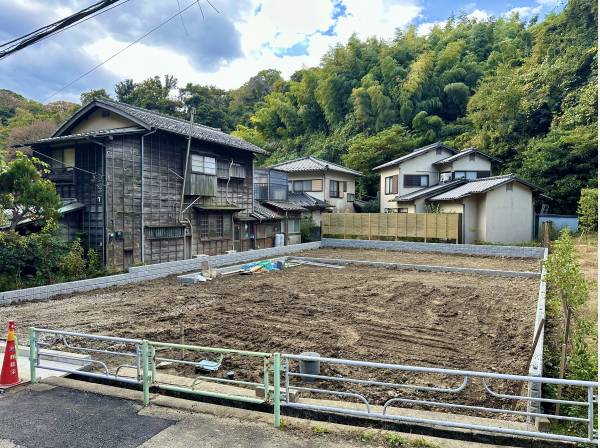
[321,213,462,243]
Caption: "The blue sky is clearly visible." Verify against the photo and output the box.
[0,0,565,103]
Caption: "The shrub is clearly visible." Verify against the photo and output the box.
[577,188,597,233]
[361,199,380,213]
[300,215,319,242]
[58,240,87,280]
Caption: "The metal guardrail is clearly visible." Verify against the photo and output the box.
[27,328,597,444]
[29,327,145,388]
[146,340,273,406]
[281,353,598,444]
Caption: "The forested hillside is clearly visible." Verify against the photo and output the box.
[1,0,596,213]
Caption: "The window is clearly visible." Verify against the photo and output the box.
[347,193,355,202]
[454,171,478,180]
[469,153,476,161]
[506,183,513,191]
[476,171,491,179]
[190,155,216,175]
[209,215,224,238]
[436,148,442,155]
[329,180,342,198]
[230,163,246,179]
[287,218,300,233]
[403,174,429,188]
[291,179,322,192]
[216,160,230,179]
[51,148,75,169]
[293,180,312,192]
[145,226,185,239]
[385,175,398,195]
[199,215,224,238]
[384,208,398,213]
[398,208,408,213]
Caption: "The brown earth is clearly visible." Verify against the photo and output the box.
[3,263,539,410]
[297,248,541,272]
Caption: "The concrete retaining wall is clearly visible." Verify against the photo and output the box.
[322,238,546,259]
[0,241,322,305]
[288,256,541,278]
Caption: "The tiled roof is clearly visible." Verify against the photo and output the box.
[287,192,331,210]
[16,127,144,146]
[393,179,467,202]
[429,174,543,201]
[269,156,362,176]
[49,99,267,154]
[261,200,307,212]
[372,142,457,171]
[251,201,283,220]
[432,148,502,166]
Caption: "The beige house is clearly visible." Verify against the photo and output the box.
[373,142,545,244]
[428,175,544,244]
[268,156,362,224]
[373,143,499,213]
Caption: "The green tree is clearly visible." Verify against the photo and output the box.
[0,152,61,229]
[577,188,597,232]
[80,89,111,105]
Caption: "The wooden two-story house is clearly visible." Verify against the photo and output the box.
[23,99,273,271]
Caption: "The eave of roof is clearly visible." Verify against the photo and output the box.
[432,148,502,166]
[372,142,457,171]
[261,200,307,212]
[392,179,467,202]
[14,127,145,147]
[49,99,267,155]
[287,192,332,210]
[269,156,362,176]
[251,201,283,220]
[428,174,544,201]
[192,204,245,212]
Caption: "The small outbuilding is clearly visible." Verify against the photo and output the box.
[427,174,546,244]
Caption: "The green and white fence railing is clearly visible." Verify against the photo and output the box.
[28,328,596,443]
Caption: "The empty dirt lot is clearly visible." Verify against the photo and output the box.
[296,247,542,272]
[3,259,539,407]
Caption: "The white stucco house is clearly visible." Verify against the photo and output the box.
[373,142,546,244]
[268,156,362,225]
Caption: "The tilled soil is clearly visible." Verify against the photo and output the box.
[3,264,539,412]
[299,248,541,272]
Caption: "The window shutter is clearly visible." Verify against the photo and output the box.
[392,175,398,194]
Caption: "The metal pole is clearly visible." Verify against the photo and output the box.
[142,340,149,405]
[588,386,595,441]
[151,345,156,384]
[273,352,281,427]
[263,357,269,400]
[28,327,36,385]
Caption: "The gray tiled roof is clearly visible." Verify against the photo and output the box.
[287,192,331,210]
[261,200,307,212]
[16,127,144,146]
[251,201,283,220]
[269,156,362,176]
[429,174,542,201]
[50,99,267,155]
[393,179,467,202]
[372,142,457,171]
[432,148,502,166]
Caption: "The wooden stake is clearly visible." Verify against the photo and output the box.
[526,318,545,367]
[179,320,185,361]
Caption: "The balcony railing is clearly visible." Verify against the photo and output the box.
[48,167,75,184]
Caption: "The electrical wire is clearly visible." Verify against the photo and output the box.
[43,0,218,103]
[0,0,124,59]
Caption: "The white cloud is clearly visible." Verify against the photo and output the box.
[416,20,447,36]
[504,5,543,17]
[467,9,490,21]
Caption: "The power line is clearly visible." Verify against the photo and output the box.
[1,0,134,57]
[0,0,124,60]
[43,0,219,103]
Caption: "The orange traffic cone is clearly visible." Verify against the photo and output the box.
[0,321,22,390]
